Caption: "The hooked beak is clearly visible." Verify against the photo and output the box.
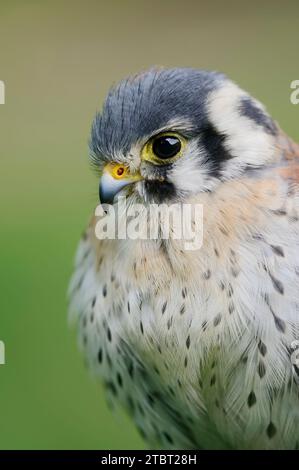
[99,163,143,204]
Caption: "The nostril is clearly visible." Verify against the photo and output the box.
[116,167,125,176]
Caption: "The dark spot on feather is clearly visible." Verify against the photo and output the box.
[271,209,287,217]
[231,267,240,278]
[107,327,112,342]
[258,360,266,378]
[98,255,103,266]
[230,249,237,262]
[213,313,222,327]
[227,284,234,298]
[258,340,267,356]
[252,233,265,241]
[270,245,285,257]
[163,431,174,444]
[219,226,229,236]
[269,273,284,295]
[186,335,191,349]
[273,314,286,333]
[105,380,117,397]
[162,301,167,314]
[247,391,257,407]
[203,269,211,280]
[77,275,84,290]
[263,293,286,332]
[266,422,277,439]
[127,361,134,378]
[98,348,102,364]
[228,302,235,314]
[116,372,123,387]
[106,353,112,368]
[147,393,155,406]
[102,284,107,297]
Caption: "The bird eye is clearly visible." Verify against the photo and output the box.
[141,132,185,164]
[152,135,181,159]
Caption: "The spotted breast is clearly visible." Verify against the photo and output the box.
[69,127,299,450]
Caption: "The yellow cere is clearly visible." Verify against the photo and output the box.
[105,163,130,179]
[105,163,142,181]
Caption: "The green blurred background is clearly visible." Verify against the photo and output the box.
[0,0,298,449]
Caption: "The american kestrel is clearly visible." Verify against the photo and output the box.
[69,68,299,449]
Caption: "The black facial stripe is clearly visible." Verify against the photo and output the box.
[200,124,233,178]
[240,97,277,136]
[144,180,176,203]
[142,161,173,180]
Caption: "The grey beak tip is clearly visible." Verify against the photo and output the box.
[99,185,114,205]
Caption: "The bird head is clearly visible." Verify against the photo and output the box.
[90,68,278,205]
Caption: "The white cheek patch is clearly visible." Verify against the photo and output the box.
[169,140,218,194]
[207,82,276,178]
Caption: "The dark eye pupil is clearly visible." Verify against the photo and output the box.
[152,136,181,159]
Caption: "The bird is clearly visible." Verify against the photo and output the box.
[69,67,299,450]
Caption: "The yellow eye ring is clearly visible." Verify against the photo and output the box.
[141,132,186,165]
